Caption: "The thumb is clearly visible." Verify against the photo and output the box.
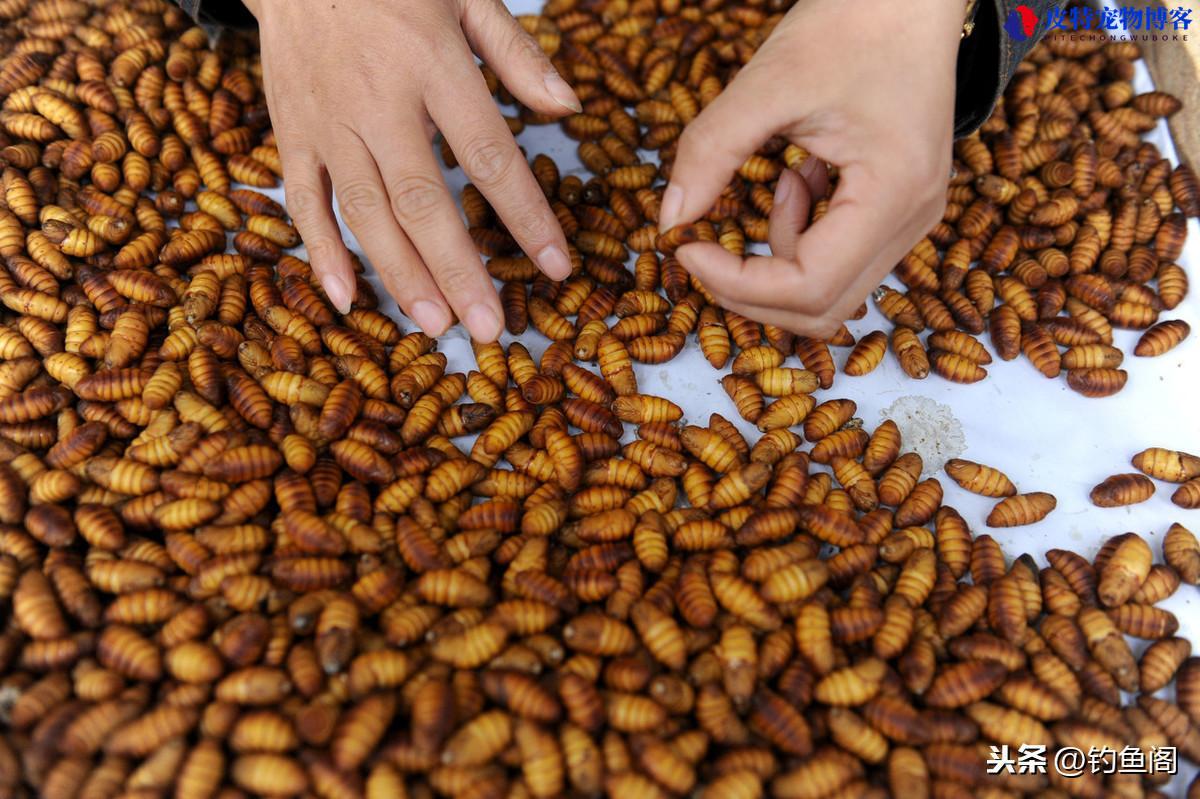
[460,0,581,116]
[658,67,780,230]
[767,168,809,262]
[768,157,828,261]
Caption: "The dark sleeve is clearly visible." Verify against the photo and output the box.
[953,0,1066,137]
[174,0,256,28]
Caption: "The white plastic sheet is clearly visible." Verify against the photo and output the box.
[259,2,1200,788]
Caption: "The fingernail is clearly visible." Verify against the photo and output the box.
[465,303,502,342]
[321,272,353,315]
[410,300,449,336]
[799,156,824,182]
[774,170,795,207]
[544,72,582,114]
[535,244,572,281]
[659,184,684,230]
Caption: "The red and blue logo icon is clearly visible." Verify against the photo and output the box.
[1004,4,1040,40]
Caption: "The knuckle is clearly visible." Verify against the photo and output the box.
[414,32,467,86]
[402,16,435,47]
[507,24,548,66]
[377,266,420,304]
[462,134,519,186]
[677,123,712,162]
[283,180,324,223]
[433,23,464,54]
[908,170,949,231]
[795,283,839,315]
[791,298,823,316]
[375,253,417,281]
[501,206,550,246]
[388,174,443,227]
[807,318,840,339]
[922,194,948,230]
[304,237,343,265]
[302,235,336,256]
[337,179,386,223]
[431,262,480,300]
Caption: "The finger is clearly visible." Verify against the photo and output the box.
[715,293,842,340]
[767,157,829,261]
[767,168,811,262]
[678,165,911,315]
[658,65,781,230]
[677,243,885,324]
[370,121,505,342]
[797,155,829,200]
[427,61,573,282]
[326,141,453,337]
[277,147,356,314]
[460,0,581,115]
[676,245,814,311]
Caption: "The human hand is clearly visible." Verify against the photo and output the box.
[243,0,580,341]
[657,0,961,338]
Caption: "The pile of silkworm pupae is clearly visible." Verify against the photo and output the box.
[1,0,1200,797]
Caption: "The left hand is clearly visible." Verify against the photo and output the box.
[243,0,579,342]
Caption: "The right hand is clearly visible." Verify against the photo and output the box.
[243,0,580,341]
[658,0,959,338]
